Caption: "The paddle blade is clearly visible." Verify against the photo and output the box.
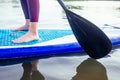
[57,0,112,59]
[66,10,112,59]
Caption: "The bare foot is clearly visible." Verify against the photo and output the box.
[12,32,40,43]
[15,25,29,31]
[16,19,30,31]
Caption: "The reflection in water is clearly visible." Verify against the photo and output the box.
[20,60,44,80]
[66,5,83,10]
[72,58,108,80]
[20,58,108,80]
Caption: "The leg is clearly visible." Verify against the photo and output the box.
[13,0,40,43]
[16,0,30,31]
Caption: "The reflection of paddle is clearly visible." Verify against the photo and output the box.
[72,58,108,80]
[57,0,112,59]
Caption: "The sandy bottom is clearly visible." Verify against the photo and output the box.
[0,48,120,80]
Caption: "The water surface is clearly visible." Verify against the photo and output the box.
[0,0,120,80]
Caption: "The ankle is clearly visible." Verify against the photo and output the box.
[25,24,30,28]
[26,19,30,26]
[27,31,38,36]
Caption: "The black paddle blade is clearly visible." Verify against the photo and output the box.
[66,10,112,59]
[57,0,112,59]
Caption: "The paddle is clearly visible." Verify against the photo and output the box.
[104,24,120,29]
[57,0,112,59]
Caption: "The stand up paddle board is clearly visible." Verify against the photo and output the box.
[0,25,120,66]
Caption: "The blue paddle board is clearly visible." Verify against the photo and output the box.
[0,25,120,66]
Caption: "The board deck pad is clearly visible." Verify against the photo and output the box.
[0,29,73,46]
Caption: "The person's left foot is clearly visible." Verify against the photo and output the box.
[12,32,40,43]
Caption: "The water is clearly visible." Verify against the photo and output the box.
[0,0,120,80]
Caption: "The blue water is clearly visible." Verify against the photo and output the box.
[0,0,120,80]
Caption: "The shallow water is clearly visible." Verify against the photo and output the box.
[0,0,120,80]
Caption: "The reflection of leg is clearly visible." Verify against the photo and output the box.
[13,0,40,43]
[20,62,32,80]
[20,60,45,80]
[31,60,39,71]
[32,71,45,80]
[31,60,45,80]
[16,0,30,31]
